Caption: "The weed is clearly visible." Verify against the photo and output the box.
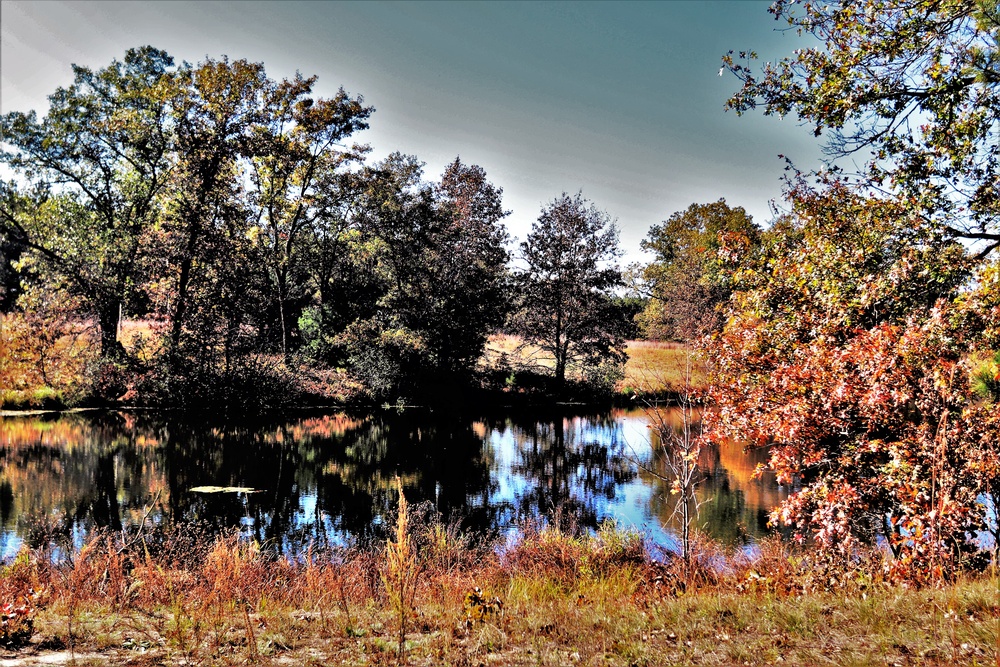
[0,519,994,666]
[382,477,420,663]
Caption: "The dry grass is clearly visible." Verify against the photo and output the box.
[0,520,995,666]
[621,340,708,394]
[483,335,708,396]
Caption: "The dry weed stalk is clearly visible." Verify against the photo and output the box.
[633,353,705,570]
[383,477,420,663]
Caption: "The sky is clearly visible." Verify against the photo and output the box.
[0,0,827,264]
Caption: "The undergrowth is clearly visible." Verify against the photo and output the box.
[0,517,995,665]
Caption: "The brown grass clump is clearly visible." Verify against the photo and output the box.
[503,520,647,588]
[0,518,994,666]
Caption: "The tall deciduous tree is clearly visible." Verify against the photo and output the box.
[158,57,269,353]
[338,155,511,396]
[428,157,511,371]
[0,46,177,356]
[512,192,626,388]
[639,199,759,342]
[724,0,1000,258]
[245,74,372,357]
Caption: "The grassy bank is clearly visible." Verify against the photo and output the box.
[1,326,703,411]
[482,336,706,399]
[1,517,996,667]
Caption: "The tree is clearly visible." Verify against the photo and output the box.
[724,0,1000,258]
[426,157,511,371]
[244,73,372,358]
[0,46,177,357]
[639,199,760,342]
[706,181,1000,578]
[512,192,626,388]
[336,155,512,396]
[156,57,270,354]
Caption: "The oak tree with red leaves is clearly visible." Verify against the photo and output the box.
[706,182,1000,580]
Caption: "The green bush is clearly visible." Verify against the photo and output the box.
[972,350,1000,402]
[343,319,430,401]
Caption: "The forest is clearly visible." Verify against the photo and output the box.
[0,46,653,410]
[0,1,999,664]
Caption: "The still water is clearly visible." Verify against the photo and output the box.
[0,408,786,558]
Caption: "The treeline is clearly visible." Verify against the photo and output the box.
[0,48,637,407]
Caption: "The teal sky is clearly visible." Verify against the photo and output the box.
[1,0,825,263]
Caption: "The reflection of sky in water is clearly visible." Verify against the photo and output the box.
[2,409,994,560]
[0,410,785,557]
[478,411,676,549]
[1,531,22,560]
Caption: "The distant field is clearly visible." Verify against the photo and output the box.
[484,335,707,394]
[622,340,707,393]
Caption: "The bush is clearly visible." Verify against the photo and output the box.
[343,319,430,401]
[581,360,626,397]
[972,350,1000,402]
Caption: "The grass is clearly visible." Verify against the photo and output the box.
[621,340,708,394]
[1,520,995,666]
[484,335,709,397]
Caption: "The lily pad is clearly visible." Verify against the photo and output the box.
[189,486,260,494]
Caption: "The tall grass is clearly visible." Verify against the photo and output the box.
[0,502,996,665]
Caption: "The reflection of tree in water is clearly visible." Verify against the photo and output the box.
[0,410,498,553]
[0,412,168,548]
[310,411,499,541]
[0,408,783,554]
[638,411,786,544]
[499,411,636,531]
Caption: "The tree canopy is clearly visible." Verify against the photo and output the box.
[0,46,177,356]
[638,199,759,342]
[725,0,1000,258]
[0,47,523,406]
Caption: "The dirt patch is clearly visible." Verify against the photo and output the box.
[0,651,108,666]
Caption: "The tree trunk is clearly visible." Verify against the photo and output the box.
[170,224,202,349]
[554,306,565,388]
[170,258,192,350]
[98,304,122,358]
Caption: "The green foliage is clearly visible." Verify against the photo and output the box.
[343,319,429,400]
[639,199,760,342]
[0,233,23,313]
[1,46,177,356]
[971,350,1000,401]
[0,46,630,404]
[581,360,626,397]
[724,0,1000,257]
[297,305,340,364]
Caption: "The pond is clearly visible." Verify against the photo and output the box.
[0,407,786,558]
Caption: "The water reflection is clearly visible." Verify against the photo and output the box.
[0,408,784,557]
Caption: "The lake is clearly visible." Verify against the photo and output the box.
[0,407,786,558]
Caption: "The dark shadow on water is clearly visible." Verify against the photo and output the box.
[0,407,783,556]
